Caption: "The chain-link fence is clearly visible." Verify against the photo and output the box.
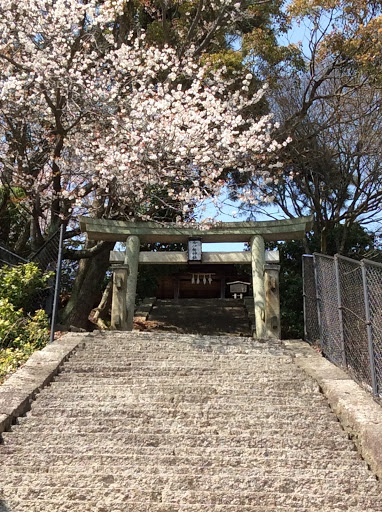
[303,253,382,398]
[302,255,320,344]
[314,254,344,367]
[0,225,65,340]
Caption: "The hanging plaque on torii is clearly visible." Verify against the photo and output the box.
[188,237,202,263]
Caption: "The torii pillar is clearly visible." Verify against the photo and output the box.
[251,235,266,339]
[124,235,140,330]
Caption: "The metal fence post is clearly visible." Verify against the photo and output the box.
[49,223,65,343]
[312,254,322,349]
[361,260,378,396]
[302,255,309,341]
[334,255,347,368]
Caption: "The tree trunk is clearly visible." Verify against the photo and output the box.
[91,280,112,329]
[61,241,115,329]
[14,220,31,255]
[320,225,328,254]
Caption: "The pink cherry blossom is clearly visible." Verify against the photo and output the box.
[0,0,285,228]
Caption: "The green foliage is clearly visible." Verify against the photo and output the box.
[0,187,29,254]
[315,223,375,259]
[0,263,50,384]
[266,240,305,339]
[0,305,49,383]
[146,21,168,45]
[0,348,30,385]
[0,262,52,312]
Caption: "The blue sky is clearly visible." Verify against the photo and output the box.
[186,16,310,252]
[200,20,311,252]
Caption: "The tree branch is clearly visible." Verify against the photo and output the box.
[63,240,112,260]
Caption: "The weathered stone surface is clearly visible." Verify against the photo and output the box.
[0,391,34,417]
[0,334,87,434]
[285,339,382,479]
[80,215,314,243]
[148,299,252,336]
[0,332,381,511]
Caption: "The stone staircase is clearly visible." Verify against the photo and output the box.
[147,299,252,335]
[1,332,382,511]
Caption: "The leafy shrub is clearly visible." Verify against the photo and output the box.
[0,263,51,383]
[0,262,52,312]
[0,348,29,384]
[0,300,49,350]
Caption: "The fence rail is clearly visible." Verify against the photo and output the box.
[0,245,28,267]
[303,253,382,398]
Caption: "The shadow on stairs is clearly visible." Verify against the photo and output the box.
[144,298,252,336]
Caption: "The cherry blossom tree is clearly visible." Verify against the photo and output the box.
[0,0,286,326]
[0,0,285,233]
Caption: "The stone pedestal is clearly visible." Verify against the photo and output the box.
[111,264,129,330]
[264,263,281,339]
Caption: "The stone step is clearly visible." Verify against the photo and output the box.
[73,343,286,352]
[1,501,379,512]
[32,393,327,407]
[32,395,323,408]
[0,443,358,460]
[2,431,352,452]
[60,360,297,370]
[25,401,336,417]
[42,381,320,394]
[58,368,301,378]
[86,337,257,343]
[15,415,343,431]
[81,341,284,352]
[82,339,275,346]
[84,334,256,342]
[74,343,286,356]
[61,356,303,368]
[79,348,287,357]
[73,348,288,357]
[22,408,341,426]
[1,472,378,495]
[11,421,344,438]
[1,463,371,479]
[156,298,245,305]
[36,379,317,394]
[70,340,285,349]
[1,331,380,512]
[24,410,340,428]
[52,375,318,389]
[52,370,315,381]
[30,394,327,409]
[0,452,365,471]
[1,485,381,508]
[58,367,300,378]
[152,305,249,312]
[68,357,287,365]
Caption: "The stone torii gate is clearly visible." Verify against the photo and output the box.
[79,215,313,339]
